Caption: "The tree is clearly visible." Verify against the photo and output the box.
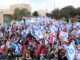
[60,6,76,22]
[12,8,20,19]
[32,11,38,17]
[12,8,31,20]
[50,9,60,19]
[46,13,51,17]
[76,7,80,16]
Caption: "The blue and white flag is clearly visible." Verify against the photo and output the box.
[63,32,68,42]
[77,30,80,36]
[34,29,43,40]
[67,41,77,60]
[50,25,57,33]
[32,25,43,40]
[21,29,28,37]
[11,43,21,54]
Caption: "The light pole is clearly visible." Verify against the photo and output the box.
[54,0,55,9]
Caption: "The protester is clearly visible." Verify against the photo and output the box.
[0,17,79,60]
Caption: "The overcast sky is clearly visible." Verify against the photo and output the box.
[0,0,80,12]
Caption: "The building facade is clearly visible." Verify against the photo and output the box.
[10,3,32,12]
[0,12,3,25]
[0,3,32,23]
[38,9,47,17]
[0,3,31,15]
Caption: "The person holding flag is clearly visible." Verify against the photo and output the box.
[66,41,77,60]
[59,25,69,46]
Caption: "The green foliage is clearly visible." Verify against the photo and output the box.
[46,13,51,17]
[69,16,80,23]
[12,8,31,20]
[12,8,20,19]
[76,8,80,16]
[70,18,77,23]
[12,6,80,22]
[76,15,80,22]
[32,11,39,17]
[50,9,60,19]
[60,6,76,18]
[46,6,77,22]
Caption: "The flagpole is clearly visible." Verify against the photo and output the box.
[54,0,55,9]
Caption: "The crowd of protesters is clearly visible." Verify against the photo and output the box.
[0,17,80,60]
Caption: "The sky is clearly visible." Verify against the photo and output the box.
[0,0,80,12]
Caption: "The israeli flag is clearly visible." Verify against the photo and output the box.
[63,32,68,42]
[11,43,21,54]
[32,25,43,40]
[67,41,77,60]
[34,29,43,40]
[21,29,27,37]
[77,30,80,36]
[50,25,57,33]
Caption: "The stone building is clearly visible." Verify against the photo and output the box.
[0,12,3,25]
[38,9,47,17]
[0,3,32,22]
